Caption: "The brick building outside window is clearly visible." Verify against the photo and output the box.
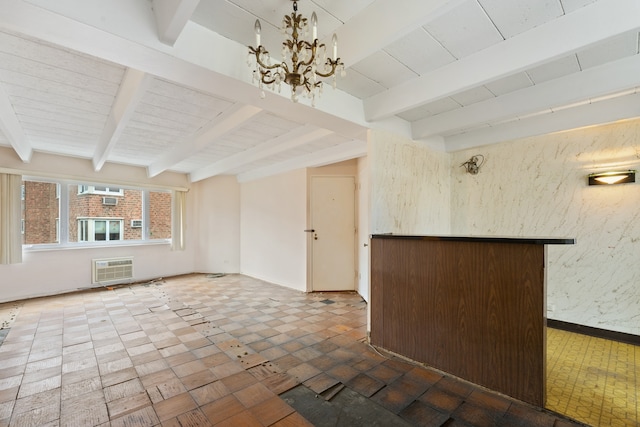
[22,181,171,245]
[22,181,59,244]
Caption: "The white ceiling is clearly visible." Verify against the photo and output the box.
[0,0,639,182]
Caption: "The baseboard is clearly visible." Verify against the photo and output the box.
[547,319,639,346]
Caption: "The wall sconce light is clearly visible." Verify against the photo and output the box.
[461,155,484,175]
[588,170,636,185]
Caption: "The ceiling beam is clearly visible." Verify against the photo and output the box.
[336,0,465,67]
[364,0,640,122]
[189,125,332,182]
[1,0,369,139]
[152,0,201,46]
[147,103,262,177]
[237,140,367,183]
[0,82,32,162]
[93,69,151,171]
[413,54,640,140]
[444,91,640,152]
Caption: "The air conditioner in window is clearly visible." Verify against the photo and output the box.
[131,219,142,228]
[102,197,117,206]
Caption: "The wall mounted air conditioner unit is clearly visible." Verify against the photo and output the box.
[102,197,117,206]
[92,257,133,284]
[130,219,142,228]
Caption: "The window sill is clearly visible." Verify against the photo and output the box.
[23,239,171,252]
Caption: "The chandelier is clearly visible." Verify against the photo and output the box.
[248,0,345,105]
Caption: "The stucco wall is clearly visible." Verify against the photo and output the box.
[369,129,451,235]
[450,119,640,335]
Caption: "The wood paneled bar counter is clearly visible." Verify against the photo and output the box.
[370,234,575,407]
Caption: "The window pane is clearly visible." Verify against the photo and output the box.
[122,189,142,240]
[78,220,87,242]
[95,220,106,241]
[69,186,142,241]
[22,180,60,244]
[109,221,121,241]
[24,180,172,247]
[149,191,172,239]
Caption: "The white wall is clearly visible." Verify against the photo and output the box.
[369,129,451,234]
[0,149,195,302]
[0,243,195,302]
[450,119,640,335]
[240,169,308,291]
[193,176,240,274]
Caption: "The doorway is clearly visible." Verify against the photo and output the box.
[309,176,356,291]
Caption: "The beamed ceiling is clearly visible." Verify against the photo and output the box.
[0,0,639,182]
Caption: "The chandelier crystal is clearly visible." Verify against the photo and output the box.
[248,0,345,105]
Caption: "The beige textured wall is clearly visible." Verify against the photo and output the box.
[451,119,640,335]
[369,129,451,235]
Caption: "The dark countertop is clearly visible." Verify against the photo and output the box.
[370,234,575,245]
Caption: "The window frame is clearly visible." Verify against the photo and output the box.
[77,185,124,196]
[77,218,124,242]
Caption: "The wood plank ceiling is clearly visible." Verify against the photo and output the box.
[0,0,638,182]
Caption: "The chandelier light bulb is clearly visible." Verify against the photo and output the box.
[332,34,338,60]
[311,12,318,40]
[254,20,261,46]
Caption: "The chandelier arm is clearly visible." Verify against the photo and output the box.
[314,59,341,78]
[261,74,277,85]
[250,47,286,71]
[300,65,314,79]
[297,41,323,69]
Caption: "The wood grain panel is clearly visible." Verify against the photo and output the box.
[370,237,546,406]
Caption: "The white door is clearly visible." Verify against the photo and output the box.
[310,176,356,291]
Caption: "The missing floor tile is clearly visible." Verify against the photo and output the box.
[0,302,22,330]
[320,299,335,305]
[281,384,412,427]
[320,383,344,401]
[0,302,21,348]
[0,329,8,347]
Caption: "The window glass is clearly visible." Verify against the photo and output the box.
[21,181,60,244]
[149,191,172,239]
[79,219,88,241]
[95,220,107,241]
[70,185,144,242]
[109,221,121,241]
[22,179,172,246]
[78,185,123,195]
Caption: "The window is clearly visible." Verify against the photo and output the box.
[78,219,123,242]
[149,190,172,239]
[21,181,60,244]
[78,185,123,196]
[22,178,172,247]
